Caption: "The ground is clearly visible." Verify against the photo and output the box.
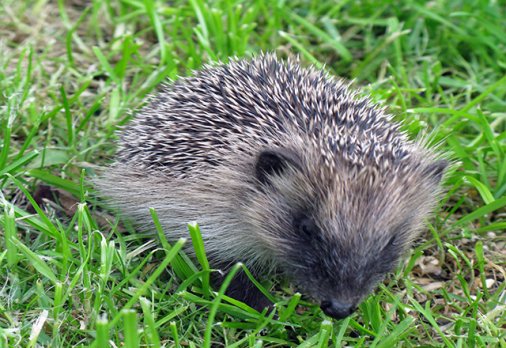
[0,0,505,347]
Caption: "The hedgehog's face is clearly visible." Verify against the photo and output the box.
[252,148,447,319]
[282,211,402,319]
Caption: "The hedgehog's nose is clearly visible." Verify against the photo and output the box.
[320,300,355,319]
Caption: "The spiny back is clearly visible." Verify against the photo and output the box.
[117,54,413,178]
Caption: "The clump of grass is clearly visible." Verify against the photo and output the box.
[0,0,505,346]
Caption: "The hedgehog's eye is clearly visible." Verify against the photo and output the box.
[293,214,318,238]
[387,234,397,247]
[376,234,402,272]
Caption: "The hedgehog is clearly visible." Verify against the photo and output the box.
[96,54,448,319]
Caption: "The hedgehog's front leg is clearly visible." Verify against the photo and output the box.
[211,269,273,313]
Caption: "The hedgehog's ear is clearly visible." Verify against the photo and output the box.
[255,149,302,185]
[423,159,448,184]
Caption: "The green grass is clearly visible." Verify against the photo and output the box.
[0,0,505,346]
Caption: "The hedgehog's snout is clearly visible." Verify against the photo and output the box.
[320,300,356,319]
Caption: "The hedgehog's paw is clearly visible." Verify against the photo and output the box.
[212,269,273,314]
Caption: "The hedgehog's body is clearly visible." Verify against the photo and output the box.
[97,55,447,319]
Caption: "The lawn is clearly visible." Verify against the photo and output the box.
[0,0,505,347]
